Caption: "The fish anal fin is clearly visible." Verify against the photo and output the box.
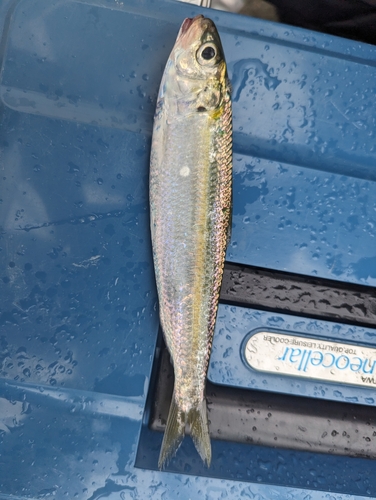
[188,399,211,467]
[158,394,185,470]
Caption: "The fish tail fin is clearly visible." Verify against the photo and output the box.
[158,395,212,469]
[188,399,211,467]
[158,394,185,470]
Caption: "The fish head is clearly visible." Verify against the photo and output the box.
[166,15,229,114]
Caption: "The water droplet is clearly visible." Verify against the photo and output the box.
[223,347,233,358]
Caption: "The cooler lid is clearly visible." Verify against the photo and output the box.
[1,0,376,497]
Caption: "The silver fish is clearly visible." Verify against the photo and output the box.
[150,15,232,469]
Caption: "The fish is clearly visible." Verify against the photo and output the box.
[149,14,232,469]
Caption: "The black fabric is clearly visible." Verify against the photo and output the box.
[269,0,376,45]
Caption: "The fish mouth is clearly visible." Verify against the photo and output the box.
[177,15,204,39]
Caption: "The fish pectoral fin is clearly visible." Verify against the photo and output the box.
[158,395,185,470]
[188,399,212,467]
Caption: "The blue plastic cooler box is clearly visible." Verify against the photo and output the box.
[1,0,376,498]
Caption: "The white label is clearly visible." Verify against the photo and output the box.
[245,332,376,388]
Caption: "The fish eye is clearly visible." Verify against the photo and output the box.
[197,42,218,65]
[202,46,216,60]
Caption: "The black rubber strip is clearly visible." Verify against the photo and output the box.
[221,263,376,327]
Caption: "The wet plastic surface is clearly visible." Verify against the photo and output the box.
[209,304,376,405]
[1,0,376,498]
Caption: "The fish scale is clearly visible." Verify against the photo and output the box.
[150,15,232,469]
